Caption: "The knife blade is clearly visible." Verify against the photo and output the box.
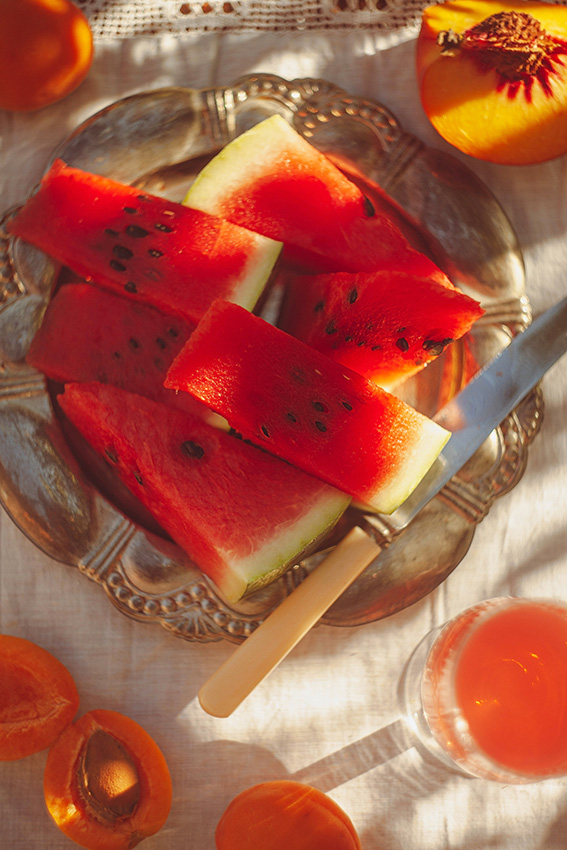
[199,297,567,717]
[378,294,567,533]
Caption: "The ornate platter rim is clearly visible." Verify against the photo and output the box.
[0,73,540,643]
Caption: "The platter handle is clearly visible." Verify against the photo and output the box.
[198,527,380,717]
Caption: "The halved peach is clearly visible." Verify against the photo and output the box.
[43,709,172,850]
[416,0,567,164]
[0,634,79,761]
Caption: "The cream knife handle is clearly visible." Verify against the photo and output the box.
[198,527,380,717]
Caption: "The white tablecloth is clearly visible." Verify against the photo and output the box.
[1,22,567,850]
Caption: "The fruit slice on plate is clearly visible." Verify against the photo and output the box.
[417,0,567,165]
[184,114,451,282]
[26,281,217,418]
[278,269,484,391]
[165,300,450,514]
[59,382,350,603]
[8,160,282,324]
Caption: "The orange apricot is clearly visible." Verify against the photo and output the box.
[215,780,361,850]
[0,634,79,761]
[416,0,567,164]
[43,709,172,850]
[0,0,93,112]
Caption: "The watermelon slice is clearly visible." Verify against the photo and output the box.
[7,159,282,324]
[165,301,450,514]
[184,114,449,282]
[278,269,484,391]
[26,282,217,416]
[58,383,351,603]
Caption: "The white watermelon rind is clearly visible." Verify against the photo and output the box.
[220,488,351,603]
[184,115,317,216]
[227,228,283,314]
[359,417,450,515]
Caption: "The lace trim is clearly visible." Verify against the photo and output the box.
[76,0,429,37]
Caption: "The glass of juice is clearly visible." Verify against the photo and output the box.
[403,597,567,783]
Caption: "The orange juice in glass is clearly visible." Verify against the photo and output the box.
[404,597,567,783]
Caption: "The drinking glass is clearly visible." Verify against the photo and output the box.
[403,597,567,783]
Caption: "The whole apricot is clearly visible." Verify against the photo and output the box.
[0,0,93,112]
[43,709,172,850]
[416,0,567,164]
[215,780,361,850]
[0,634,79,761]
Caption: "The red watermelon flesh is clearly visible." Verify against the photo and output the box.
[26,281,219,420]
[184,114,450,284]
[7,159,282,325]
[165,301,450,514]
[278,269,484,391]
[58,382,350,603]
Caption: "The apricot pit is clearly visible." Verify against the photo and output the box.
[43,709,172,850]
[416,0,567,164]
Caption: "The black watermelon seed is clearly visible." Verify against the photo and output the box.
[315,420,327,432]
[148,248,164,258]
[371,344,382,351]
[136,195,151,202]
[314,300,325,313]
[345,335,353,342]
[129,338,140,351]
[181,440,205,459]
[313,401,326,412]
[357,340,366,347]
[348,288,358,304]
[124,281,137,294]
[105,228,120,237]
[261,425,270,438]
[423,339,445,356]
[325,321,337,335]
[109,259,126,272]
[168,327,179,338]
[363,196,376,217]
[113,245,134,260]
[134,471,143,485]
[155,222,173,233]
[113,351,121,359]
[156,337,167,350]
[396,337,409,353]
[123,206,138,215]
[105,447,118,463]
[126,224,149,238]
[286,412,297,423]
[341,400,353,411]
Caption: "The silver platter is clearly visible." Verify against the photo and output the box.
[0,73,539,644]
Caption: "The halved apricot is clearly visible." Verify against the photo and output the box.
[43,709,172,850]
[215,780,361,850]
[0,0,93,112]
[0,634,79,761]
[416,0,567,164]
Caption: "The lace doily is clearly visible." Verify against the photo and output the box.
[76,0,428,36]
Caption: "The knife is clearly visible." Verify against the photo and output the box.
[199,296,567,717]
